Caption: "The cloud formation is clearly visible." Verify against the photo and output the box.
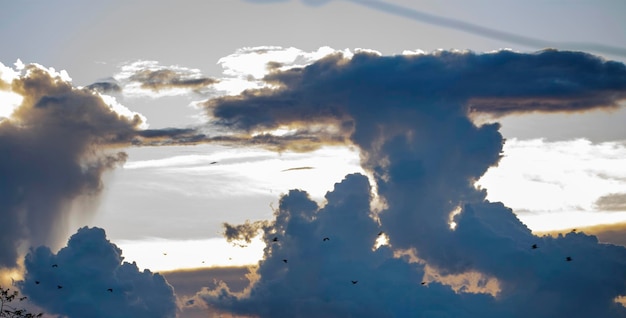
[0,61,222,269]
[18,227,177,318]
[197,49,626,317]
[206,49,626,134]
[0,62,145,268]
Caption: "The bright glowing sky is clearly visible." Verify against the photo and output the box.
[2,1,626,317]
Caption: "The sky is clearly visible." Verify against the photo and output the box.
[2,0,626,317]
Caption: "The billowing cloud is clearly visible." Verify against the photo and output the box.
[206,50,626,134]
[201,175,626,317]
[0,62,144,268]
[0,61,220,269]
[196,49,626,317]
[18,227,177,318]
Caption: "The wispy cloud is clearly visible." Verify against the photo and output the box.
[113,60,218,98]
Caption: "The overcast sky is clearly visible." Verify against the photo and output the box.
[2,1,626,317]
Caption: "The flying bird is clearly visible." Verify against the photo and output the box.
[323,237,330,241]
[531,244,538,249]
[57,285,63,289]
[107,288,113,292]
[282,259,288,263]
[351,280,358,285]
[566,256,572,262]
[51,264,58,268]
[210,161,218,165]
[35,281,40,285]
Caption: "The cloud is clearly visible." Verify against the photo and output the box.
[114,60,218,98]
[223,220,270,245]
[0,62,144,268]
[18,227,177,318]
[196,49,626,317]
[0,61,222,269]
[596,193,626,212]
[199,174,502,317]
[206,50,626,135]
[85,80,122,94]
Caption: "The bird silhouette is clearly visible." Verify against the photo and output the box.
[566,256,572,262]
[272,237,278,242]
[282,259,288,263]
[210,161,218,165]
[51,264,58,268]
[35,281,40,285]
[351,280,358,285]
[107,288,113,292]
[323,237,330,241]
[57,285,63,289]
[531,244,538,249]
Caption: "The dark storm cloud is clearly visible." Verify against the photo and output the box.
[18,227,177,318]
[128,69,218,92]
[198,49,626,317]
[206,50,626,132]
[0,64,142,268]
[595,193,626,211]
[200,175,503,318]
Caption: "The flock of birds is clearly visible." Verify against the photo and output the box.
[31,264,116,293]
[263,229,577,286]
[33,227,577,294]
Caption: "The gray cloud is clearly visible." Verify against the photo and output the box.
[197,49,626,317]
[18,227,177,318]
[113,61,219,97]
[85,80,122,94]
[595,193,626,211]
[223,220,270,245]
[0,64,142,268]
[0,62,224,270]
[207,50,626,133]
[128,69,218,92]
